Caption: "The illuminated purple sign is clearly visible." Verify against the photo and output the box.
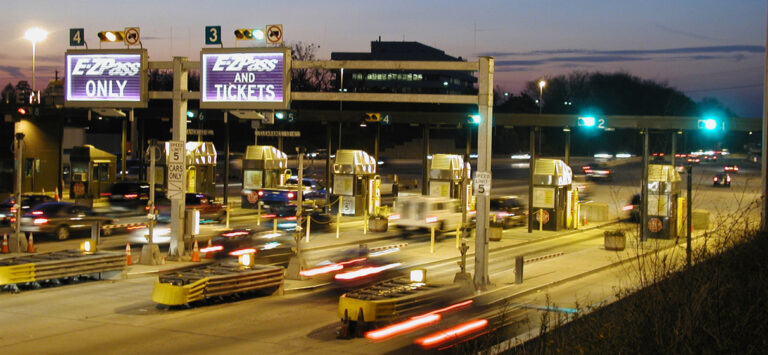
[201,50,288,109]
[65,52,144,106]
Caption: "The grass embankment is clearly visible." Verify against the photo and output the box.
[515,229,768,354]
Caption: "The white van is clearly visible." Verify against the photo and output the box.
[391,195,464,233]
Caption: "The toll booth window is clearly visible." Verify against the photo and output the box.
[98,164,109,181]
[265,172,277,188]
[185,194,201,205]
[25,158,34,177]
[244,170,264,189]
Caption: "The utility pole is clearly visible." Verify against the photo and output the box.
[761,4,768,231]
[287,146,307,279]
[528,128,536,233]
[169,56,188,257]
[473,56,494,289]
[223,112,230,206]
[686,164,693,267]
[641,128,650,242]
[141,139,160,265]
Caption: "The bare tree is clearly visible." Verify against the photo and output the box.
[290,42,334,92]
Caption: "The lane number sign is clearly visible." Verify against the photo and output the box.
[205,26,222,45]
[70,28,85,46]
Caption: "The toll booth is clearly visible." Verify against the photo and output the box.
[70,145,117,201]
[241,145,288,208]
[646,164,682,239]
[332,149,379,216]
[148,142,218,197]
[531,159,573,231]
[428,154,469,198]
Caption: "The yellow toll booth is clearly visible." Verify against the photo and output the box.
[241,145,288,208]
[428,154,470,198]
[531,159,574,231]
[70,145,117,200]
[149,142,218,197]
[332,149,379,216]
[647,164,682,239]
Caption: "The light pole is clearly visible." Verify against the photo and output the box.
[537,79,546,114]
[24,27,48,101]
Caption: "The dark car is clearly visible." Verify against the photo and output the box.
[108,181,162,213]
[204,228,295,265]
[156,193,225,223]
[624,194,641,222]
[713,173,731,187]
[0,194,55,226]
[20,202,114,240]
[581,163,613,181]
[489,196,527,228]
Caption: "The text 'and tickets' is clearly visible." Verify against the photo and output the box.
[65,52,144,103]
[201,51,286,103]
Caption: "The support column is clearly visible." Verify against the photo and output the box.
[223,111,230,205]
[761,5,768,231]
[121,116,127,181]
[169,56,188,257]
[130,109,137,159]
[671,131,677,167]
[422,124,430,195]
[641,128,649,242]
[374,123,380,164]
[326,123,332,209]
[473,56,494,289]
[11,132,24,253]
[528,128,536,233]
[564,128,571,166]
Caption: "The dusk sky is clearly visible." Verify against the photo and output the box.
[1,0,766,116]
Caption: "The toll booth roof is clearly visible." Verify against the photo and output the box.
[245,145,287,169]
[533,158,573,186]
[648,164,682,182]
[71,145,117,162]
[430,154,465,180]
[334,149,377,175]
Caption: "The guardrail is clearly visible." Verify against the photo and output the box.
[152,262,284,307]
[0,250,125,292]
[338,277,473,337]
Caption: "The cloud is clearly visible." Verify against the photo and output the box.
[0,65,23,77]
[655,24,719,42]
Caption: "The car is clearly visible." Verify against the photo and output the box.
[0,194,55,226]
[686,157,701,164]
[623,194,641,222]
[489,196,526,228]
[156,193,225,223]
[713,173,731,187]
[581,163,613,181]
[19,202,114,240]
[107,181,163,213]
[723,165,739,174]
[203,228,295,265]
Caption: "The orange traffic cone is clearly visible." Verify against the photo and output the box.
[583,214,588,226]
[125,243,132,265]
[27,234,35,253]
[160,256,166,265]
[191,240,201,262]
[2,235,8,253]
[54,187,60,201]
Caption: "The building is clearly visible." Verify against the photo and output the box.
[331,40,476,95]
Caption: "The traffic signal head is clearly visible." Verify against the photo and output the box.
[97,31,125,42]
[577,116,596,127]
[698,118,718,130]
[275,111,285,120]
[468,114,481,125]
[364,113,381,122]
[17,107,28,116]
[234,28,264,40]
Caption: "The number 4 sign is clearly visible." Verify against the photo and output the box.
[70,28,85,46]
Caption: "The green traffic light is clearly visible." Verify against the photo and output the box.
[275,112,285,120]
[186,111,195,118]
[578,116,596,127]
[469,114,481,124]
[702,118,717,130]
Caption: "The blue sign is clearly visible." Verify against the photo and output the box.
[70,28,85,46]
[205,26,222,45]
[381,114,391,125]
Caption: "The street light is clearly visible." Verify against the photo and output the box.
[537,79,546,114]
[24,27,48,99]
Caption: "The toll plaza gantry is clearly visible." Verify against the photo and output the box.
[56,26,764,287]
